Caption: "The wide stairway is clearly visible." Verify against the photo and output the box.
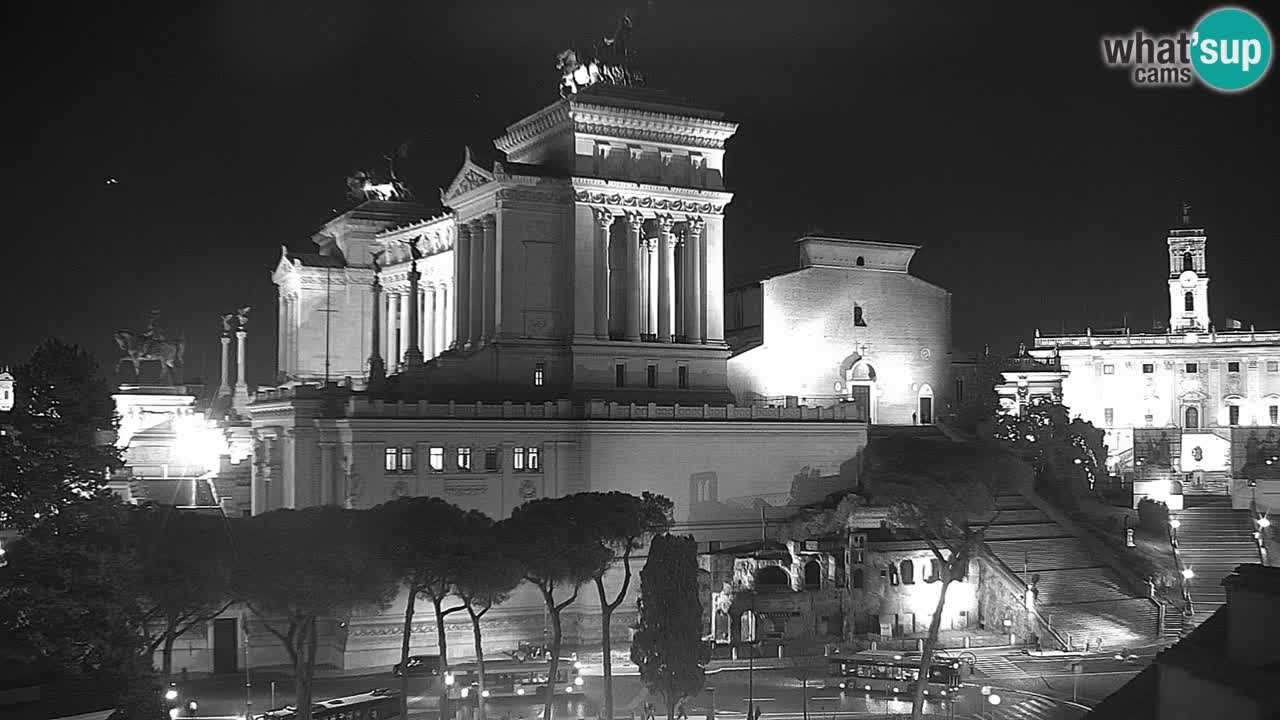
[983,495,1158,649]
[1175,495,1261,625]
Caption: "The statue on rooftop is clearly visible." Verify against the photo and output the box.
[235,306,251,330]
[557,10,645,97]
[115,309,185,385]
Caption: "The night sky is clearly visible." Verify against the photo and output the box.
[8,1,1278,389]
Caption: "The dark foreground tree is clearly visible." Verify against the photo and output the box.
[499,497,610,720]
[861,435,1021,720]
[0,495,160,716]
[0,340,121,530]
[135,504,237,685]
[235,507,397,720]
[375,497,474,720]
[579,492,674,720]
[452,513,524,720]
[631,534,705,720]
[995,397,1106,508]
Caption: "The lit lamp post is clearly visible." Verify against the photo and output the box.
[1169,517,1180,546]
[1256,515,1270,549]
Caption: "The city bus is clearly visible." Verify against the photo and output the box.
[253,688,401,720]
[826,651,962,698]
[446,658,584,700]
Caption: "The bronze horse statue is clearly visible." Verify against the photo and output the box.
[114,330,185,384]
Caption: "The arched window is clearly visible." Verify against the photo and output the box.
[853,305,867,327]
[1185,406,1200,429]
[804,560,822,588]
[856,256,865,267]
[925,559,940,583]
[1183,252,1194,272]
[900,559,915,585]
[852,568,864,589]
[755,565,789,590]
[1184,292,1195,312]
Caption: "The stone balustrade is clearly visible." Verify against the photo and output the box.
[1036,328,1280,349]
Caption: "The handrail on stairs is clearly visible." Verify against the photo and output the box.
[976,543,1070,651]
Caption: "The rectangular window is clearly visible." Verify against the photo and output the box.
[1228,361,1241,373]
[1142,363,1155,374]
[853,551,864,565]
[429,447,445,473]
[1103,364,1115,375]
[1145,414,1154,426]
[615,362,626,387]
[954,377,965,403]
[456,447,472,471]
[534,362,545,387]
[1104,408,1114,426]
[1186,363,1198,374]
[1271,406,1278,425]
[1269,361,1280,373]
[514,447,526,471]
[399,447,414,472]
[527,445,540,471]
[484,448,499,472]
[678,365,689,389]
[647,364,657,388]
[384,447,398,472]
[1229,405,1240,426]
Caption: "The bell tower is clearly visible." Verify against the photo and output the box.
[1167,203,1210,332]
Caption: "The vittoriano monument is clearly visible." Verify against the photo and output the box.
[114,307,186,385]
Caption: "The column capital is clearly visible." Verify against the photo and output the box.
[657,215,677,234]
[235,330,247,339]
[593,206,616,229]
[686,215,706,233]
[626,212,645,231]
[456,222,472,240]
[481,214,497,230]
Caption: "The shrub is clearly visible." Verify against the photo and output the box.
[1137,498,1170,534]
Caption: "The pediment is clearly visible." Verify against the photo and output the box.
[441,147,495,204]
[271,246,297,282]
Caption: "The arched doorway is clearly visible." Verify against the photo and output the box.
[847,360,877,423]
[1184,406,1200,429]
[803,560,822,588]
[917,383,934,424]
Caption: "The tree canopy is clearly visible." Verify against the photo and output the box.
[0,340,121,530]
[631,534,705,720]
[994,397,1107,507]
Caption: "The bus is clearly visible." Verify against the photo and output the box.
[446,658,584,700]
[825,651,962,698]
[253,688,401,720]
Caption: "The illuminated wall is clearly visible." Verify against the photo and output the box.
[728,237,951,424]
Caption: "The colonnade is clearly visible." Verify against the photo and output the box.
[379,280,453,370]
[596,210,711,344]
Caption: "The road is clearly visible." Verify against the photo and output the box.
[176,646,1163,720]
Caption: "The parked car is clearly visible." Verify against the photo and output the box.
[393,654,442,677]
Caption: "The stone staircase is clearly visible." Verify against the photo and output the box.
[1175,495,1261,625]
[983,495,1157,648]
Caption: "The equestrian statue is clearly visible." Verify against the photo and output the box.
[115,307,186,385]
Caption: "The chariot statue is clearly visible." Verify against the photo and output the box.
[115,309,185,385]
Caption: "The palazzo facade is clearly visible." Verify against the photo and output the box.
[242,81,876,672]
[1030,221,1280,509]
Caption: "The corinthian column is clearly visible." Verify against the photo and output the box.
[369,273,385,386]
[404,260,424,370]
[657,216,676,343]
[594,208,613,339]
[424,284,437,359]
[468,219,484,346]
[399,290,412,369]
[455,224,472,349]
[481,214,497,342]
[233,328,249,410]
[625,213,643,342]
[218,331,232,397]
[386,291,399,366]
[684,217,705,344]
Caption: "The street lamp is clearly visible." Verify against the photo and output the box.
[1181,567,1195,581]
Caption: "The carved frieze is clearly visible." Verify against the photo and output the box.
[574,190,724,216]
[445,478,488,497]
